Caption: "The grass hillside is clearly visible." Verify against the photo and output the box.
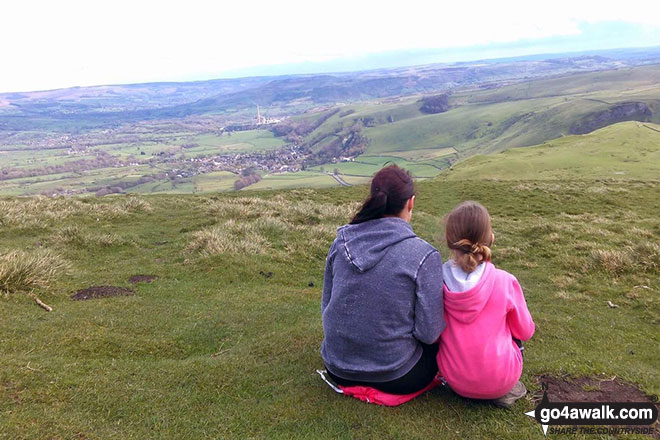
[300,65,660,180]
[444,121,660,180]
[1,172,659,438]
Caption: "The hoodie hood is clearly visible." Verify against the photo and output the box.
[337,217,417,272]
[443,262,494,324]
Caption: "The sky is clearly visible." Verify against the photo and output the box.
[2,0,660,93]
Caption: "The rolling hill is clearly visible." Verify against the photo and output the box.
[301,65,660,156]
[2,48,659,132]
[1,167,659,438]
[2,52,660,196]
[443,121,660,180]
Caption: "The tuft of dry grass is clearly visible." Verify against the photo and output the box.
[552,275,576,289]
[0,196,152,229]
[591,249,633,275]
[634,242,660,272]
[590,243,660,275]
[53,226,135,247]
[188,197,359,258]
[187,220,270,256]
[118,197,152,213]
[554,290,589,301]
[0,250,70,295]
[206,196,359,225]
[496,246,523,258]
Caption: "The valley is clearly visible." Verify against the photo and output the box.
[1,49,660,196]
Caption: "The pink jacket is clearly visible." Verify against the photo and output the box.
[437,262,535,399]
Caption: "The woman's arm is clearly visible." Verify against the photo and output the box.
[321,240,337,313]
[413,250,446,344]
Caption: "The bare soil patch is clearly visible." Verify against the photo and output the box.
[534,375,659,404]
[128,275,159,284]
[71,286,134,301]
[534,375,660,437]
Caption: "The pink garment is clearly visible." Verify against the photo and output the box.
[317,369,440,406]
[437,262,535,399]
[339,378,440,406]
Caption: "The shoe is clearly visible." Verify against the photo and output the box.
[493,381,527,408]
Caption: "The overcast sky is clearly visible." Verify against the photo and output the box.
[2,0,660,93]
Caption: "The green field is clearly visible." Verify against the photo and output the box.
[193,130,285,152]
[306,65,660,176]
[247,171,340,190]
[1,171,659,438]
[0,129,285,196]
[310,157,444,179]
[445,121,660,180]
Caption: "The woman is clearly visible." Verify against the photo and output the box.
[321,165,445,395]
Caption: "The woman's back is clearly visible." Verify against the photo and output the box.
[321,217,444,383]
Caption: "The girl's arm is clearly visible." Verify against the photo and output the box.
[506,277,535,341]
[413,250,446,344]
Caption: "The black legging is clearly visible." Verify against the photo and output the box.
[325,343,439,395]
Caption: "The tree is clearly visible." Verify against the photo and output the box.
[420,94,451,114]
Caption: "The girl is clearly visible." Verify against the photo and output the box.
[437,201,535,408]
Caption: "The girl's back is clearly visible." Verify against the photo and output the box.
[438,201,534,402]
[437,261,534,399]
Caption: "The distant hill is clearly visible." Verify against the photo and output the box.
[2,48,660,131]
[442,121,660,180]
[288,65,660,172]
[2,50,660,196]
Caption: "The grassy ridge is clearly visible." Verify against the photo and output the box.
[302,65,660,174]
[1,175,659,438]
[445,121,660,180]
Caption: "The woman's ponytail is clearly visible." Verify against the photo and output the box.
[350,165,414,224]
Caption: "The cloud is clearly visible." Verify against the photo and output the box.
[1,0,660,92]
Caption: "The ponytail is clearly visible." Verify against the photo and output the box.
[445,201,493,273]
[350,165,414,224]
[452,238,492,273]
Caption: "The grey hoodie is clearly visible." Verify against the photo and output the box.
[321,217,445,382]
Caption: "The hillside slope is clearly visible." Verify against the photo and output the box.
[443,121,660,180]
[300,65,660,164]
[1,177,659,438]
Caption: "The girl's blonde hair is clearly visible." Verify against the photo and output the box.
[445,201,493,273]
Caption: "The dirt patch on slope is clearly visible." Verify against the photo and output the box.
[128,275,158,284]
[71,286,134,300]
[534,375,659,437]
[534,375,659,404]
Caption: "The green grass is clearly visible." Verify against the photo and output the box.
[456,64,660,104]
[305,65,660,178]
[193,130,285,152]
[248,171,340,190]
[1,174,659,438]
[0,129,284,196]
[445,121,660,180]
[310,158,443,179]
